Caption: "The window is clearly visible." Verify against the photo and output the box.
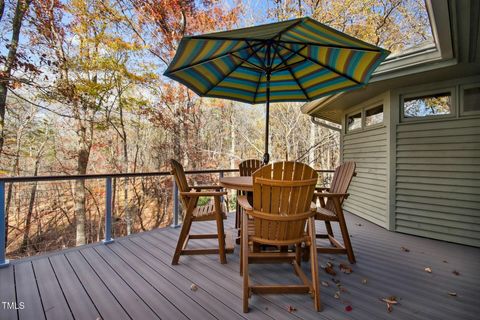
[462,85,480,114]
[403,92,452,119]
[347,113,362,132]
[365,105,384,127]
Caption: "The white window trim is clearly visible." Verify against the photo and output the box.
[400,87,456,122]
[364,104,385,129]
[345,102,385,134]
[460,82,480,116]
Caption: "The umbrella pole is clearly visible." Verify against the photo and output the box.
[263,72,271,164]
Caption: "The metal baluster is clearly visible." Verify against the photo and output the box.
[171,180,180,228]
[103,177,114,244]
[0,180,9,268]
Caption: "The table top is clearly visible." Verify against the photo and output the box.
[219,176,253,192]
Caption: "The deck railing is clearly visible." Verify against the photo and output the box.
[0,168,334,268]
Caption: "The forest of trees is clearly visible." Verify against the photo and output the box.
[0,0,432,258]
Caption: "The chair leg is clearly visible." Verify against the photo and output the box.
[172,216,192,265]
[337,211,356,264]
[214,197,227,264]
[242,213,249,313]
[324,221,336,246]
[308,217,321,312]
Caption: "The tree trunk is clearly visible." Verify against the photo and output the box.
[20,157,40,253]
[0,0,31,154]
[308,120,316,165]
[74,119,91,246]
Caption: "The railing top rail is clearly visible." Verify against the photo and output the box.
[0,168,335,183]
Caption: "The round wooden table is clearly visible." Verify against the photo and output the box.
[219,176,253,192]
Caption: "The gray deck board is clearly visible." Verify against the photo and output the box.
[48,254,100,320]
[0,263,17,320]
[31,258,73,320]
[14,262,45,320]
[1,212,479,320]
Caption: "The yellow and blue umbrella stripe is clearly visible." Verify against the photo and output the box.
[164,17,389,104]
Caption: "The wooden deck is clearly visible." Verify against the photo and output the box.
[1,212,479,320]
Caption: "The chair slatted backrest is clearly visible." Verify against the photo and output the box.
[239,159,262,177]
[325,161,356,211]
[170,159,191,207]
[252,162,318,243]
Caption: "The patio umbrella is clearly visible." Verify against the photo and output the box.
[164,17,389,163]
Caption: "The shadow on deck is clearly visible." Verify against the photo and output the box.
[1,212,479,320]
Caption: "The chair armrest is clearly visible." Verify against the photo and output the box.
[237,195,253,212]
[192,185,223,191]
[314,192,349,198]
[180,191,227,197]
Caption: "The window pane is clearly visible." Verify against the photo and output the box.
[404,93,452,118]
[463,87,480,112]
[347,113,362,131]
[365,105,384,126]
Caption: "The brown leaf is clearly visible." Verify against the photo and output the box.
[326,261,333,268]
[328,257,335,261]
[325,266,336,276]
[362,278,368,284]
[332,278,341,284]
[321,281,329,287]
[382,298,398,304]
[448,292,457,296]
[443,260,448,263]
[387,303,393,313]
[400,246,410,252]
[452,270,460,276]
[287,305,297,313]
[190,283,198,291]
[339,263,353,274]
[334,291,340,299]
[424,267,432,273]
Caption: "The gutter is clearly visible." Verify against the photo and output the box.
[310,116,341,132]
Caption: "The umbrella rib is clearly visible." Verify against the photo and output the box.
[276,40,382,52]
[271,44,309,100]
[165,42,262,74]
[246,40,267,70]
[253,70,263,104]
[277,43,362,85]
[204,44,265,96]
[271,44,307,71]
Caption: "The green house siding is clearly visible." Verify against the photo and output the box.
[343,126,389,228]
[395,117,480,247]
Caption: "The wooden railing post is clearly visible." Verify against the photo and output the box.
[171,180,180,228]
[103,177,114,244]
[0,180,9,268]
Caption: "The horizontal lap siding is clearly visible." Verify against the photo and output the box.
[343,126,388,227]
[395,118,480,247]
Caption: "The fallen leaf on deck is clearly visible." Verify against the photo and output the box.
[345,305,353,312]
[452,270,460,276]
[287,305,297,313]
[355,223,362,226]
[400,246,410,252]
[326,261,333,268]
[448,292,457,296]
[340,287,349,293]
[387,303,393,313]
[334,291,340,299]
[339,263,353,274]
[381,298,398,304]
[362,278,368,284]
[329,257,335,260]
[443,260,448,263]
[332,278,341,284]
[190,284,198,291]
[321,281,329,287]
[320,263,326,269]
[424,267,432,273]
[325,266,336,276]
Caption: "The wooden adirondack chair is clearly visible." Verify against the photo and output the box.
[314,161,356,263]
[170,159,234,265]
[235,159,262,230]
[238,161,321,313]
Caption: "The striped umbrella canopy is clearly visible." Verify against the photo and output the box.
[164,17,389,163]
